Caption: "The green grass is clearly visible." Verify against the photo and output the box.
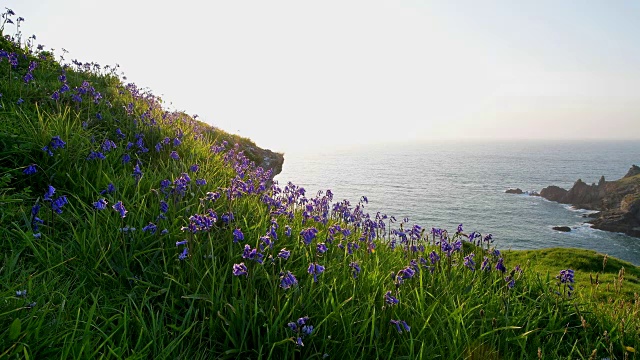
[1,12,639,359]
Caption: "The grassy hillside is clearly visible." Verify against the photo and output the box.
[1,9,638,359]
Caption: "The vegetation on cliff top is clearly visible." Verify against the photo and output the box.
[1,10,638,359]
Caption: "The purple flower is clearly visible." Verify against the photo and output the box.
[170,151,179,160]
[43,185,55,201]
[557,269,575,284]
[196,179,206,186]
[316,242,327,254]
[277,248,291,260]
[17,98,24,105]
[349,261,361,278]
[280,271,298,289]
[300,227,318,245]
[179,247,188,260]
[112,201,128,218]
[87,151,106,160]
[190,164,199,172]
[102,139,117,152]
[390,319,410,334]
[173,138,181,147]
[233,228,244,242]
[495,257,506,273]
[51,196,68,214]
[100,183,116,195]
[23,164,37,175]
[159,200,168,213]
[457,224,464,233]
[480,256,491,271]
[122,154,131,164]
[233,263,248,276]
[176,240,188,246]
[384,291,399,305]
[93,198,108,210]
[50,91,60,101]
[429,250,440,264]
[132,164,143,181]
[302,325,313,336]
[307,262,325,283]
[142,222,157,234]
[463,253,476,271]
[242,244,264,264]
[285,225,292,237]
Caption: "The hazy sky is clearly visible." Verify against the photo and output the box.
[5,1,640,152]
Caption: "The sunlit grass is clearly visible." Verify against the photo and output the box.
[1,9,638,359]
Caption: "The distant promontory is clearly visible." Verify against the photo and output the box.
[509,165,640,237]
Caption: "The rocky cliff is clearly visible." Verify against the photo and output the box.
[538,165,640,237]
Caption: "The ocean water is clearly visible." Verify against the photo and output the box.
[274,140,640,265]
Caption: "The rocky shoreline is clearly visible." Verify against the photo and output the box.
[507,165,640,238]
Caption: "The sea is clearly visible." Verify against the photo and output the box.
[274,140,640,266]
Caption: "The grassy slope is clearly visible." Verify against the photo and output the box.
[1,14,639,359]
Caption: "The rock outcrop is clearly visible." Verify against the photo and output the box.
[505,188,523,194]
[552,226,571,232]
[537,165,640,238]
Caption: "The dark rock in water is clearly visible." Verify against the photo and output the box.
[506,188,523,194]
[552,226,571,232]
[540,185,568,202]
[537,165,640,238]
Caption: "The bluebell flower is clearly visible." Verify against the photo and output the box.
[317,242,327,254]
[457,224,464,233]
[429,250,440,264]
[278,248,291,260]
[557,269,575,284]
[390,320,402,333]
[280,271,298,289]
[43,185,55,201]
[142,222,157,234]
[190,164,199,172]
[173,138,181,147]
[495,257,506,273]
[50,91,60,101]
[285,225,292,237]
[463,253,476,271]
[100,183,116,195]
[233,228,244,242]
[87,151,106,160]
[102,139,116,152]
[93,198,108,210]
[112,201,127,218]
[196,179,206,186]
[384,291,399,305]
[233,262,248,276]
[302,325,313,336]
[300,227,318,245]
[132,164,143,181]
[176,240,188,246]
[480,256,491,271]
[23,164,37,175]
[122,154,131,164]
[51,196,68,214]
[178,247,188,260]
[170,151,179,160]
[307,262,325,283]
[16,290,27,297]
[160,229,168,235]
[159,200,168,213]
[17,98,24,105]
[349,261,361,278]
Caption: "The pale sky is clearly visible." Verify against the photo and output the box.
[5,1,640,153]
